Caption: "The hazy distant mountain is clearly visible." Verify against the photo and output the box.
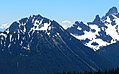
[61,20,73,29]
[0,23,10,32]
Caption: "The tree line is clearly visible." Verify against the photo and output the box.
[56,67,119,74]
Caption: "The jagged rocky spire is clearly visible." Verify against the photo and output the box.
[105,7,118,16]
[93,15,101,25]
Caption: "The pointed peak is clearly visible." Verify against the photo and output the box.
[95,15,100,20]
[73,21,84,26]
[80,21,84,24]
[105,7,118,16]
[32,14,43,18]
[75,21,83,24]
[93,15,101,24]
[95,15,100,18]
[29,14,44,21]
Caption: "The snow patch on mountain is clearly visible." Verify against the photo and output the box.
[30,19,51,31]
[67,7,119,51]
[105,16,119,41]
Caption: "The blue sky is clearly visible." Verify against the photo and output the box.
[0,0,119,25]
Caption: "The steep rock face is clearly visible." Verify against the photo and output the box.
[0,15,113,74]
[97,42,119,67]
[67,7,119,51]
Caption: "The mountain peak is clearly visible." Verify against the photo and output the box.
[67,7,119,51]
[105,7,118,16]
[7,14,52,34]
[93,15,101,24]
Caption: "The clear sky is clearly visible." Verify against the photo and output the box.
[0,0,119,25]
